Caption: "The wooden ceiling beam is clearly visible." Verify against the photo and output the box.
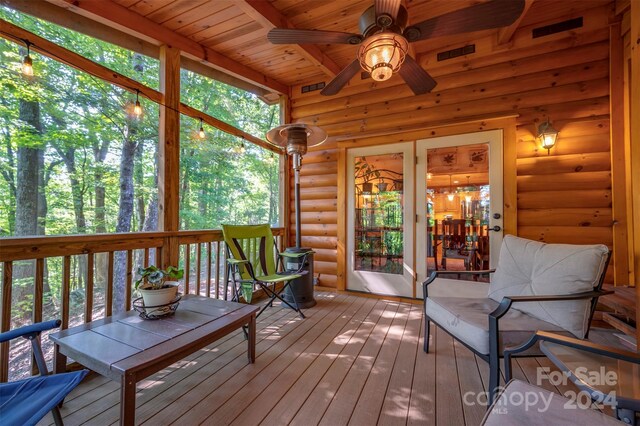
[497,0,535,45]
[0,18,281,153]
[45,0,289,94]
[237,0,342,78]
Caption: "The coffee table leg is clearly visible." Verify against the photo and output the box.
[121,374,136,426]
[248,313,256,363]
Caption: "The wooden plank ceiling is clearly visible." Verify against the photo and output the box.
[55,0,610,96]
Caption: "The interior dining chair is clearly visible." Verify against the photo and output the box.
[441,218,472,270]
[222,224,309,319]
[0,319,88,426]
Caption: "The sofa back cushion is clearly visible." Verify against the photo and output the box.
[488,235,609,338]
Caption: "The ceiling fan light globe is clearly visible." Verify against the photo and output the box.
[358,32,408,80]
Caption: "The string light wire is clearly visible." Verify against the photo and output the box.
[0,29,282,153]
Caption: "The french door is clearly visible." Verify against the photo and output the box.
[345,130,504,299]
[415,130,504,298]
[346,143,415,298]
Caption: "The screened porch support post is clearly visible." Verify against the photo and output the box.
[629,0,640,348]
[159,45,181,268]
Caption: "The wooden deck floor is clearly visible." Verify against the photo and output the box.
[40,291,620,426]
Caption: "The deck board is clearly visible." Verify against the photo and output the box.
[37,291,622,426]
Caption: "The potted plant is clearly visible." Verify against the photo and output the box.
[135,265,184,314]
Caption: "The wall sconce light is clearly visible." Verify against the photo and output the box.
[537,119,558,154]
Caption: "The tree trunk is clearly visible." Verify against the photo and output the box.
[113,126,137,312]
[15,100,41,237]
[57,149,87,233]
[0,125,16,235]
[134,141,145,231]
[14,100,43,315]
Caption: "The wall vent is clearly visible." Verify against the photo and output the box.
[437,44,475,62]
[532,17,583,38]
[301,82,325,93]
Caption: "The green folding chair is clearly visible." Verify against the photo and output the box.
[222,224,308,319]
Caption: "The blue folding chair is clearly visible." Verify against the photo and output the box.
[0,319,88,426]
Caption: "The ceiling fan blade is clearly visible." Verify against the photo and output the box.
[321,59,362,96]
[398,55,437,95]
[375,0,401,21]
[404,0,525,41]
[267,28,362,45]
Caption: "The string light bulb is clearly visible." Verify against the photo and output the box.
[133,90,142,118]
[240,141,246,154]
[198,118,205,139]
[22,41,33,76]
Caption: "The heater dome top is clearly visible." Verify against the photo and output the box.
[266,123,327,149]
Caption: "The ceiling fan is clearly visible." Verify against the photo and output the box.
[267,0,525,96]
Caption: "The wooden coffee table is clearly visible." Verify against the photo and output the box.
[51,295,259,425]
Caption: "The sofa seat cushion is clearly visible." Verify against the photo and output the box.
[488,235,609,338]
[427,278,489,299]
[426,296,565,355]
[481,380,623,426]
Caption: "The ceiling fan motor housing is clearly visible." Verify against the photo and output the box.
[359,5,408,37]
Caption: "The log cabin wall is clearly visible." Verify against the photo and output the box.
[288,2,620,289]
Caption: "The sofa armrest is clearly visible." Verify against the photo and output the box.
[489,289,613,321]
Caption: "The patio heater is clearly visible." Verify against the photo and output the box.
[267,123,327,308]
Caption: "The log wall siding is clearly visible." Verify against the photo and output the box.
[289,4,617,288]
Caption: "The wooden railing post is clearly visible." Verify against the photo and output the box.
[158,44,180,269]
[1,262,12,382]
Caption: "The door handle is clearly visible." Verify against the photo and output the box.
[487,225,501,232]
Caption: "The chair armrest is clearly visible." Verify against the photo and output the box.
[503,330,640,383]
[534,331,640,363]
[489,289,613,321]
[0,319,61,344]
[422,269,495,298]
[227,259,249,266]
[278,251,313,275]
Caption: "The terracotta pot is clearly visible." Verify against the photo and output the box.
[139,281,178,316]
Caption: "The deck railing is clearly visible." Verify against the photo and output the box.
[0,227,285,381]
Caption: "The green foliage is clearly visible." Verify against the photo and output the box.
[135,265,184,290]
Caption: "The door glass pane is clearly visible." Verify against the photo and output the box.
[354,153,404,274]
[425,143,490,275]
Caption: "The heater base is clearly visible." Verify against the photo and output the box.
[281,247,317,309]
